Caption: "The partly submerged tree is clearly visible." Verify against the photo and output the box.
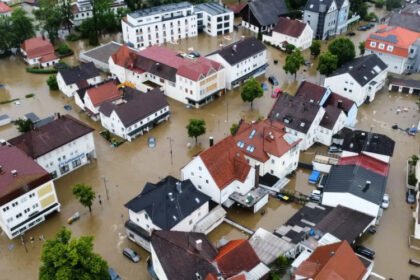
[328,37,355,67]
[72,184,96,212]
[241,77,263,109]
[186,119,206,144]
[15,118,33,133]
[317,51,338,76]
[283,48,305,79]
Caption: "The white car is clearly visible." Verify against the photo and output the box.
[381,194,390,209]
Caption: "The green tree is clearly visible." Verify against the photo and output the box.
[10,8,35,48]
[328,37,355,66]
[57,43,71,55]
[359,41,366,56]
[386,0,401,11]
[241,77,263,108]
[72,184,96,212]
[310,40,321,57]
[375,0,385,8]
[317,51,338,76]
[46,75,58,90]
[59,0,74,33]
[186,119,206,144]
[283,48,305,79]
[0,16,14,52]
[285,43,295,54]
[33,0,62,43]
[230,123,239,136]
[15,118,33,133]
[350,0,368,20]
[39,227,109,280]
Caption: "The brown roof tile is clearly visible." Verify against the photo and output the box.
[86,80,121,107]
[273,17,307,38]
[21,37,55,59]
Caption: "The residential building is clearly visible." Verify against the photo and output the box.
[294,241,372,280]
[71,0,127,26]
[0,2,11,17]
[124,176,225,251]
[303,0,350,40]
[0,144,60,239]
[262,17,313,50]
[324,54,388,106]
[20,37,59,67]
[233,119,300,180]
[75,79,122,121]
[206,37,267,90]
[268,94,325,151]
[8,114,96,180]
[56,62,102,97]
[99,87,170,141]
[122,2,197,49]
[365,25,420,74]
[109,45,225,108]
[239,0,288,33]
[194,2,233,36]
[150,231,270,280]
[388,12,420,33]
[79,41,131,72]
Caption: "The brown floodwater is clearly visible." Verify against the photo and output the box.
[1,14,420,279]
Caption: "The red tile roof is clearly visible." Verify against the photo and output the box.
[273,17,307,38]
[21,37,55,59]
[0,2,11,13]
[366,25,420,58]
[111,44,137,68]
[86,80,121,107]
[39,53,59,63]
[338,154,390,176]
[214,239,260,278]
[199,136,251,190]
[229,3,247,14]
[294,241,366,280]
[205,274,219,280]
[234,119,300,163]
[228,274,246,280]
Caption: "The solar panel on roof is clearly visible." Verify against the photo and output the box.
[370,34,398,44]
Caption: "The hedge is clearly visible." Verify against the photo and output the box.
[26,67,58,74]
[0,98,20,105]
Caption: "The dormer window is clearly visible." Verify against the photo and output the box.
[370,41,376,48]
[387,45,394,52]
[378,43,385,50]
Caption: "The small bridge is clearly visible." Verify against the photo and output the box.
[223,218,254,235]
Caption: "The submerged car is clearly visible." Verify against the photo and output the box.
[108,268,121,280]
[355,246,375,259]
[123,248,141,263]
[268,76,279,86]
[407,189,416,204]
[381,193,390,209]
[148,136,156,148]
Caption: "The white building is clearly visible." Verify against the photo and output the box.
[99,87,170,142]
[71,0,127,25]
[8,114,96,180]
[109,45,226,108]
[20,37,59,67]
[206,37,267,90]
[57,62,102,97]
[324,54,388,106]
[0,144,61,239]
[194,2,233,37]
[263,17,313,50]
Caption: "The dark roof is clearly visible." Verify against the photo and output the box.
[8,114,94,159]
[99,87,169,127]
[342,130,395,157]
[58,62,100,85]
[316,205,375,244]
[269,93,322,134]
[124,176,210,230]
[273,17,307,38]
[295,81,326,105]
[320,105,343,130]
[304,0,334,12]
[328,54,387,87]
[325,93,355,114]
[388,12,420,33]
[151,231,219,280]
[286,203,333,229]
[135,55,177,82]
[206,37,266,66]
[389,76,420,89]
[248,0,288,27]
[324,165,387,205]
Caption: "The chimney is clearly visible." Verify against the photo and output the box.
[0,165,3,173]
[232,44,237,53]
[11,170,18,176]
[330,251,335,257]
[209,136,214,147]
[195,239,203,251]
[176,181,182,194]
[168,192,174,202]
[363,180,371,192]
[337,100,343,109]
[195,272,202,280]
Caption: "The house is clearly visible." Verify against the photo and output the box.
[341,130,395,163]
[324,54,388,106]
[268,94,325,151]
[365,25,420,74]
[262,17,313,50]
[0,144,60,239]
[150,231,270,280]
[109,45,225,108]
[388,12,420,33]
[74,79,122,121]
[228,2,247,16]
[8,114,96,180]
[20,37,59,67]
[239,0,288,34]
[194,2,234,37]
[124,176,225,252]
[206,37,267,90]
[338,154,390,176]
[99,87,170,142]
[293,241,372,280]
[233,119,300,180]
[71,0,127,25]
[56,62,102,97]
[321,165,387,221]
[0,2,11,17]
[303,0,350,40]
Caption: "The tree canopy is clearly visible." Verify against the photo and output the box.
[15,118,33,133]
[317,51,338,76]
[230,123,239,136]
[46,75,59,90]
[283,48,305,79]
[359,41,366,56]
[186,119,206,144]
[350,0,368,20]
[11,8,35,48]
[33,0,62,43]
[241,77,263,108]
[310,40,321,57]
[72,184,96,212]
[327,37,355,67]
[386,0,401,11]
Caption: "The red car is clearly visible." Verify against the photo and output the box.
[271,88,282,98]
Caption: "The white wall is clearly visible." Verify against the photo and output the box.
[57,72,102,98]
[315,110,347,146]
[322,192,380,220]
[262,24,313,50]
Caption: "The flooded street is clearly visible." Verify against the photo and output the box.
[1,11,420,279]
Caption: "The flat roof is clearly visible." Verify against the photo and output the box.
[129,2,192,19]
[81,41,125,65]
[229,187,268,207]
[194,2,231,15]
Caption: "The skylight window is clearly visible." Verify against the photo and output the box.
[173,215,177,221]
[237,141,245,148]
[195,197,200,203]
[363,76,368,80]
[249,129,256,139]
[373,66,381,73]
[246,145,255,152]
[300,122,305,127]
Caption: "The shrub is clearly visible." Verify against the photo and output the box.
[409,155,419,166]
[25,93,35,98]
[409,173,418,186]
[46,75,59,90]
[27,67,58,74]
[57,43,72,56]
[66,33,80,41]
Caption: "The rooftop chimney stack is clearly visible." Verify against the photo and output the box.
[168,192,174,202]
[363,180,371,192]
[176,181,182,194]
[209,137,214,147]
[337,100,343,109]
[195,239,203,251]
[11,170,18,176]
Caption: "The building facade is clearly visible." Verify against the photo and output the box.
[194,2,233,36]
[20,37,59,67]
[71,0,127,26]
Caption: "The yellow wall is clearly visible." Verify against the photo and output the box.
[37,183,53,198]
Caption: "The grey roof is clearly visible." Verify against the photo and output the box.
[304,0,335,13]
[389,76,420,89]
[388,13,420,33]
[58,62,100,85]
[342,130,395,157]
[129,2,192,19]
[124,176,210,230]
[0,114,10,121]
[24,112,40,123]
[286,202,332,228]
[135,55,177,82]
[80,41,124,65]
[328,54,387,87]
[248,0,288,27]
[206,37,266,66]
[99,87,169,127]
[194,2,231,15]
[34,116,55,128]
[324,165,387,205]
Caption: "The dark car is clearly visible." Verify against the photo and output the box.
[367,23,375,28]
[407,189,416,204]
[346,32,356,36]
[190,51,201,57]
[357,25,367,31]
[108,268,121,280]
[328,145,342,153]
[123,248,141,262]
[268,76,279,86]
[355,246,375,259]
[304,61,312,67]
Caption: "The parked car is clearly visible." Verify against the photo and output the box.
[381,193,390,209]
[304,61,312,67]
[407,189,416,204]
[367,23,375,28]
[148,136,156,148]
[355,246,375,259]
[328,145,342,153]
[309,194,322,203]
[271,88,282,98]
[108,268,121,280]
[311,189,322,196]
[268,76,279,86]
[357,25,368,31]
[190,51,201,57]
[123,248,141,263]
[261,83,268,91]
[368,227,377,234]
[346,32,356,36]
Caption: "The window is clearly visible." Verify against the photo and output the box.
[51,171,57,179]
[246,145,255,152]
[198,166,202,171]
[387,45,394,52]
[370,41,377,48]
[271,159,275,164]
[206,180,209,184]
[189,219,193,225]
[60,164,70,175]
[378,43,385,50]
[72,158,81,169]
[237,141,245,148]
[145,213,149,220]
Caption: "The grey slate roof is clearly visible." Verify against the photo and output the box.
[248,0,288,27]
[99,87,169,127]
[206,37,266,66]
[388,12,420,33]
[389,76,420,89]
[124,176,210,230]
[328,54,387,87]
[324,165,387,205]
[58,62,100,85]
[342,130,395,157]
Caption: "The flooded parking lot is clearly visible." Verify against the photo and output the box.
[1,15,420,279]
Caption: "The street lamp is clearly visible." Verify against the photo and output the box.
[101,176,110,201]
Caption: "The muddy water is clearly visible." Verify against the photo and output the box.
[1,15,420,279]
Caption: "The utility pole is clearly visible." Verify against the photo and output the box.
[20,233,28,254]
[101,176,109,201]
[167,137,173,166]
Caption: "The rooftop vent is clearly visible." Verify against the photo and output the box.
[195,239,203,251]
[176,181,182,194]
[195,272,202,280]
[0,165,3,172]
[168,192,175,202]
[330,251,335,257]
[362,180,371,192]
[11,170,18,176]
[232,44,237,53]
